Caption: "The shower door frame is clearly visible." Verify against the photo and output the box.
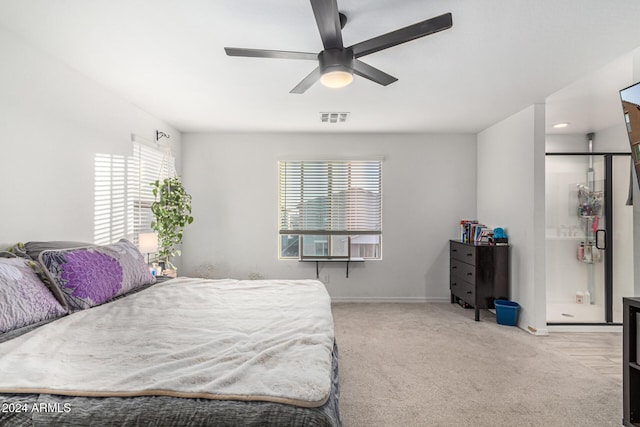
[546,151,631,325]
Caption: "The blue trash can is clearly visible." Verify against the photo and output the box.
[494,299,519,326]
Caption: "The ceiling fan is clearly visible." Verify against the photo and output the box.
[224,0,452,94]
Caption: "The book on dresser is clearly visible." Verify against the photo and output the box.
[449,240,510,321]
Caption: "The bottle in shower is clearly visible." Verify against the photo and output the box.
[577,242,584,261]
[584,241,592,263]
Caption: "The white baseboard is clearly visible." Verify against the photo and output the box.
[547,324,622,333]
[330,297,450,303]
[525,326,549,336]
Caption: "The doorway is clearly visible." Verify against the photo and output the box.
[545,152,634,324]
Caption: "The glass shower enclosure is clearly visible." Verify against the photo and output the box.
[545,152,634,324]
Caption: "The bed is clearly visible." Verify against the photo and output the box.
[0,240,341,426]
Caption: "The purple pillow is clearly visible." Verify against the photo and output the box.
[39,239,155,312]
[0,258,67,333]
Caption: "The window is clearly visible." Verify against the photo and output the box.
[278,160,382,259]
[129,142,175,242]
[625,112,631,132]
[94,138,175,246]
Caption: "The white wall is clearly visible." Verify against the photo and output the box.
[181,132,477,301]
[545,133,589,153]
[546,126,630,153]
[477,105,547,334]
[634,49,640,296]
[0,27,181,248]
[597,125,633,152]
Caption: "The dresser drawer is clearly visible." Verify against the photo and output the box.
[450,279,475,303]
[450,258,476,283]
[450,241,476,265]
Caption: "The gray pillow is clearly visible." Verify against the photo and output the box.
[24,241,94,261]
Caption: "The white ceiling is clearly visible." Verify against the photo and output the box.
[1,0,640,134]
[545,52,635,136]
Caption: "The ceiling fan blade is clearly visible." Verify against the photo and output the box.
[352,60,398,86]
[224,47,317,61]
[310,0,343,49]
[350,12,452,58]
[290,67,322,94]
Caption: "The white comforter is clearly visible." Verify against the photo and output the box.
[0,278,335,407]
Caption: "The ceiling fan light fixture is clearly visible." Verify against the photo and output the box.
[318,48,354,89]
[320,69,353,88]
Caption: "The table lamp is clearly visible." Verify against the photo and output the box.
[138,232,158,264]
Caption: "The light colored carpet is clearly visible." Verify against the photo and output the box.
[332,302,622,427]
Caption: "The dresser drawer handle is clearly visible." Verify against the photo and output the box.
[452,266,457,269]
[466,272,473,276]
[451,282,457,286]
[467,291,473,295]
[452,249,457,252]
[466,253,473,257]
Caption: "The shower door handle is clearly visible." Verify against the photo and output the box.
[595,229,606,250]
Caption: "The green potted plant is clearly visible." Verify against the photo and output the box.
[150,176,194,272]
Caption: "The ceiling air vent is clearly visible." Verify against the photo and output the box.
[320,112,349,124]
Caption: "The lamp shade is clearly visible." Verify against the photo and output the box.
[138,232,158,254]
[320,70,353,88]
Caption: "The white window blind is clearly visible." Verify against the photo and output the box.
[130,142,175,242]
[278,160,382,235]
[94,153,130,245]
[93,140,175,246]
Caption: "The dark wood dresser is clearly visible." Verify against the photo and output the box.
[624,297,640,426]
[449,240,510,321]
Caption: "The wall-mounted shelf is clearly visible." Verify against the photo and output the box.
[299,257,364,278]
